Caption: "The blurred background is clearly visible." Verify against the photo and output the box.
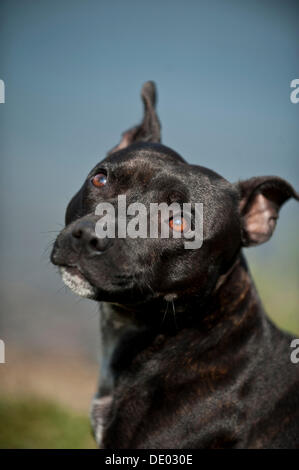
[0,0,298,448]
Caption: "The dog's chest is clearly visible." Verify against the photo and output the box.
[92,303,154,447]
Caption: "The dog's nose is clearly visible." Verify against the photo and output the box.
[71,220,110,254]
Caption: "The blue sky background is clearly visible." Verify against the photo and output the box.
[0,0,298,354]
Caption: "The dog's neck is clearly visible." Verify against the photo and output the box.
[97,252,265,397]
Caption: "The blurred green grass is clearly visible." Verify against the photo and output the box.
[247,245,299,336]
[0,394,97,449]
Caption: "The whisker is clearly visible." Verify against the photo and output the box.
[171,299,178,329]
[40,230,61,234]
[161,301,169,325]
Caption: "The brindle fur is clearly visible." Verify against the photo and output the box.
[51,82,299,449]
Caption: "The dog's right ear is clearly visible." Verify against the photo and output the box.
[107,81,161,155]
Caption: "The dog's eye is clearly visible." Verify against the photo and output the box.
[169,216,189,232]
[91,172,107,188]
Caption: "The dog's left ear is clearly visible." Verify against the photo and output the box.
[108,81,161,155]
[237,176,299,246]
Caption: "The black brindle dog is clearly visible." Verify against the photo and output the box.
[51,82,299,449]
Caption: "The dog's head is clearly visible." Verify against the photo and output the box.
[51,82,298,308]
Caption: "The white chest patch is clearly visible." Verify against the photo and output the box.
[90,395,113,448]
[60,267,95,298]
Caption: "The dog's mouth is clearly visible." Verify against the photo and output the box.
[59,265,96,299]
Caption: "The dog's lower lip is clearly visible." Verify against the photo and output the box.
[63,265,85,279]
